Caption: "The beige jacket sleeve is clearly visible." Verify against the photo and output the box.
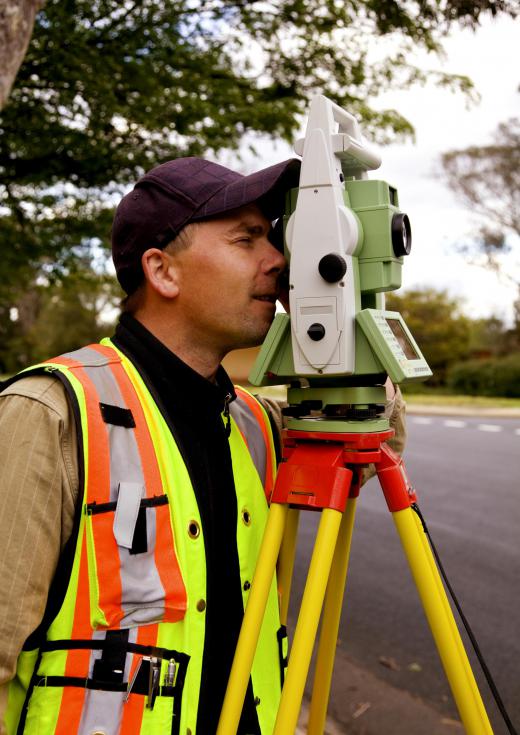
[0,376,78,730]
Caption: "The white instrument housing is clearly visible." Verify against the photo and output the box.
[287,95,381,375]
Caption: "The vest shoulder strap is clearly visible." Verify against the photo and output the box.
[231,386,276,500]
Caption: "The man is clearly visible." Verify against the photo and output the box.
[0,157,405,734]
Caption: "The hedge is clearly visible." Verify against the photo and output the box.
[447,353,520,397]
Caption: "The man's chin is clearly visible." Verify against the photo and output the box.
[225,325,272,354]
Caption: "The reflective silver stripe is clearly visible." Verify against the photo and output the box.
[78,629,138,735]
[78,690,125,735]
[63,346,166,626]
[72,347,143,503]
[229,395,267,487]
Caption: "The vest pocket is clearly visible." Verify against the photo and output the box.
[27,679,183,735]
[86,494,187,629]
[27,641,189,735]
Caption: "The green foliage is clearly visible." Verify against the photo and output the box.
[0,257,118,373]
[448,353,520,397]
[386,287,520,395]
[386,288,471,384]
[467,314,520,356]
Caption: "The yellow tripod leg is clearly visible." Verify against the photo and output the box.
[307,497,358,735]
[410,508,492,730]
[393,507,493,735]
[274,508,343,735]
[217,503,289,735]
[278,508,300,626]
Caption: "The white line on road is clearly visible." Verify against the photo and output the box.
[411,417,433,425]
[477,424,503,433]
[444,420,467,428]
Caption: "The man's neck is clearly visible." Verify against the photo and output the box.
[132,311,223,382]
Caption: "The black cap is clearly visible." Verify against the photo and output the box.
[112,156,301,294]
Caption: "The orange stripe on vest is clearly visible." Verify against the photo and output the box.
[90,344,187,623]
[234,387,275,502]
[52,354,125,628]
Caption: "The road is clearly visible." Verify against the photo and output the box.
[288,414,520,734]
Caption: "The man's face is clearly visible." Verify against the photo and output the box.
[170,204,287,355]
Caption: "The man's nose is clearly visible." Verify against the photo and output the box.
[263,240,287,274]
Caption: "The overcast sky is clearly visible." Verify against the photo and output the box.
[238,14,519,324]
[377,14,519,324]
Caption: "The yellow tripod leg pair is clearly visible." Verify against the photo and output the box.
[306,497,358,735]
[217,503,343,735]
[217,503,289,735]
[303,500,493,735]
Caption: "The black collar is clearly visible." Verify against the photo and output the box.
[112,313,236,418]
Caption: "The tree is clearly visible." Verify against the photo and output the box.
[386,288,472,384]
[0,0,45,109]
[2,2,518,276]
[467,315,509,357]
[0,254,118,373]
[441,114,520,343]
[0,0,517,364]
[441,116,520,274]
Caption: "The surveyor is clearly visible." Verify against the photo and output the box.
[0,156,405,734]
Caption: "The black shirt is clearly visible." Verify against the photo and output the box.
[112,314,260,734]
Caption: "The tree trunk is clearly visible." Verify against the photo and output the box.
[0,0,45,110]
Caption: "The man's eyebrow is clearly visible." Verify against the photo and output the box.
[227,221,269,236]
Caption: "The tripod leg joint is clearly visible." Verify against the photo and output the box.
[376,443,418,512]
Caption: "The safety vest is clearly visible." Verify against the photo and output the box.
[5,341,284,735]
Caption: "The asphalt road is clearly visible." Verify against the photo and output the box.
[289,415,520,734]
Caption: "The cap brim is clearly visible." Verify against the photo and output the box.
[191,158,301,222]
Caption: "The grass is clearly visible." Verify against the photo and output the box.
[402,392,520,409]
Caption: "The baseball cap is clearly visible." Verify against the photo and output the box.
[112,156,301,294]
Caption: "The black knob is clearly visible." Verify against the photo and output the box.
[391,213,412,257]
[318,253,347,283]
[307,323,326,341]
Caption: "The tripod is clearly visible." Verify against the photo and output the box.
[217,422,493,735]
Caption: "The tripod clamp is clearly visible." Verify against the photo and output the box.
[273,428,417,514]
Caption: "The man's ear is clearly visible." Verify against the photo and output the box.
[141,248,180,298]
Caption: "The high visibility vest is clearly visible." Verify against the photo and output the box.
[5,341,284,735]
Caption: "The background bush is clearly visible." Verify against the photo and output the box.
[448,354,520,397]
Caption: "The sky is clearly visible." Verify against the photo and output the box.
[235,14,519,325]
[376,15,519,324]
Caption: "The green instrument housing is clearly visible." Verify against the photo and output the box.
[346,179,404,294]
[287,179,405,295]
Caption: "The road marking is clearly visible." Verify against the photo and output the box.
[412,417,520,435]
